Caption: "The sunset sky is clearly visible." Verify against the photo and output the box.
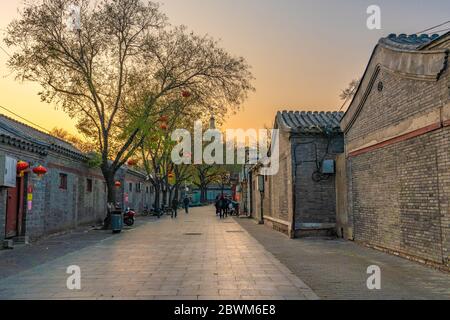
[0,0,449,135]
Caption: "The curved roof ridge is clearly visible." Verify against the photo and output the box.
[0,113,86,159]
[380,33,441,50]
[276,110,344,133]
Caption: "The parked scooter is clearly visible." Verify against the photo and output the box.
[228,201,240,216]
[124,207,136,226]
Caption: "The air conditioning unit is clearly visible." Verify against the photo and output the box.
[0,154,17,188]
[321,160,335,174]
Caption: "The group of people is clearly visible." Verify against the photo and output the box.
[171,196,191,219]
[169,194,239,219]
[215,195,239,219]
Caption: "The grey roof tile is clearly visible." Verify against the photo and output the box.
[0,114,85,158]
[379,33,441,50]
[277,111,344,134]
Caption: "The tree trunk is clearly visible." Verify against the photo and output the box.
[169,187,173,204]
[174,185,180,202]
[200,186,207,203]
[154,183,161,210]
[102,168,117,230]
[162,188,168,207]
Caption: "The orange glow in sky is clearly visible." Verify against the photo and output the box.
[1,0,449,135]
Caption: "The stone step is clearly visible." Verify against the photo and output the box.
[13,236,30,245]
[2,239,14,249]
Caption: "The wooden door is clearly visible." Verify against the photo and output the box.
[5,177,24,238]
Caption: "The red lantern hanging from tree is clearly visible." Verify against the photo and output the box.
[17,161,30,177]
[127,159,138,166]
[32,165,48,179]
[115,181,122,188]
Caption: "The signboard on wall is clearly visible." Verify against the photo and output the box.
[0,154,17,188]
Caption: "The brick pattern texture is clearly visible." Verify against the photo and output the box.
[346,67,450,266]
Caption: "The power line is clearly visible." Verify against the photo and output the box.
[338,97,350,112]
[416,20,450,34]
[431,27,450,34]
[0,104,51,133]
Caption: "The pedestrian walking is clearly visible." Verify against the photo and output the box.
[219,196,228,219]
[183,196,190,214]
[224,196,231,218]
[171,198,178,219]
[215,195,220,216]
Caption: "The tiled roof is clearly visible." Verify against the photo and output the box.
[380,33,441,50]
[276,111,344,134]
[0,114,86,159]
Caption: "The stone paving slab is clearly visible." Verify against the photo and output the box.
[235,217,450,300]
[0,206,318,300]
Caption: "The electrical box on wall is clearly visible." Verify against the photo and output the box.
[322,160,335,174]
[0,154,17,187]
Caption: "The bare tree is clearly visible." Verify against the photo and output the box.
[5,0,254,223]
[339,79,360,111]
[50,127,94,153]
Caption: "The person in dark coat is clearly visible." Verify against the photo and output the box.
[215,195,220,216]
[171,198,178,219]
[219,196,229,219]
[183,196,190,214]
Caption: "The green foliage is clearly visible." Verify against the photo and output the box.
[86,152,103,168]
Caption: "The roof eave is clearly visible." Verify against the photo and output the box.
[341,40,449,133]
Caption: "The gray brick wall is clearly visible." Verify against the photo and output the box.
[254,130,342,238]
[346,68,448,145]
[114,169,153,212]
[292,134,341,227]
[0,145,152,241]
[261,130,293,234]
[350,128,449,264]
[346,67,450,266]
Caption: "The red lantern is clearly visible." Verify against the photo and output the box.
[127,159,138,166]
[17,161,30,177]
[182,91,191,98]
[32,165,48,178]
[115,181,122,188]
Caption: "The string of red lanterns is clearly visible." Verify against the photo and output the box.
[16,161,48,179]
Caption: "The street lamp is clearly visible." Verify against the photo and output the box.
[258,174,265,224]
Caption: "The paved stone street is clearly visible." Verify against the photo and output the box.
[236,218,450,300]
[0,206,317,300]
[1,205,449,300]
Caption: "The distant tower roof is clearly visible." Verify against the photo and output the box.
[209,115,216,130]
